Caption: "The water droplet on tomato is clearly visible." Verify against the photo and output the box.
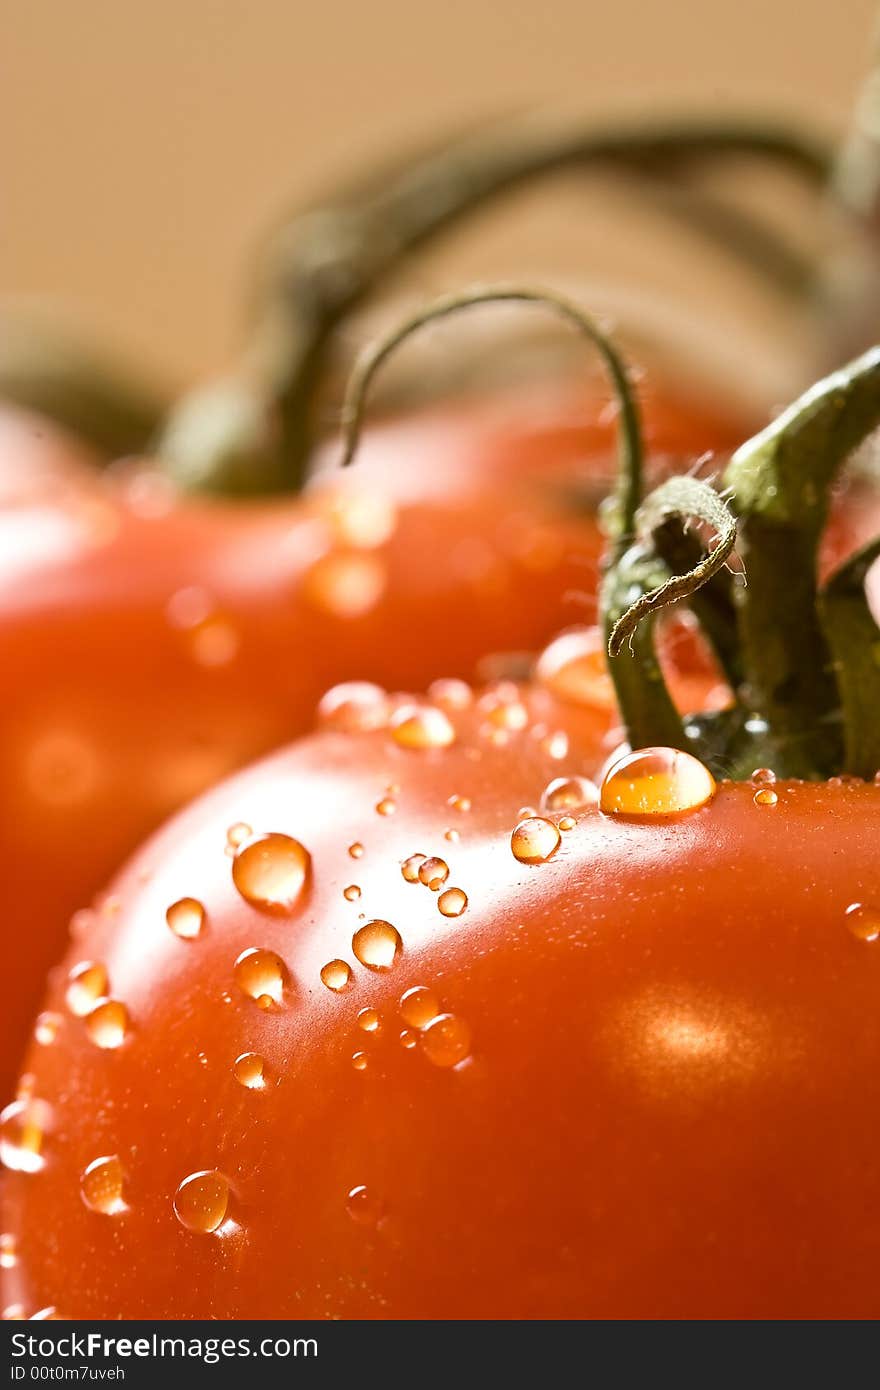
[66,961,109,1017]
[418,857,449,890]
[400,986,441,1030]
[352,1052,369,1072]
[750,768,776,785]
[34,1012,61,1046]
[559,815,576,831]
[233,948,290,1007]
[357,1007,382,1033]
[536,626,615,708]
[400,1028,418,1049]
[0,1098,50,1173]
[429,677,473,710]
[448,794,471,813]
[232,833,310,912]
[753,788,778,808]
[343,884,361,902]
[233,1053,269,1089]
[85,999,130,1049]
[483,697,529,732]
[317,681,389,733]
[306,551,386,618]
[80,1155,126,1214]
[375,796,396,817]
[166,897,206,941]
[438,887,467,917]
[352,921,402,971]
[226,822,252,851]
[511,817,561,864]
[540,776,598,812]
[320,959,352,992]
[599,748,716,818]
[845,902,879,943]
[346,1185,385,1227]
[420,1013,472,1068]
[349,842,364,859]
[173,1171,229,1234]
[189,615,240,667]
[390,704,456,750]
[444,828,460,844]
[401,853,426,883]
[0,1234,16,1269]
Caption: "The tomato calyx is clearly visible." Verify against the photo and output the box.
[603,345,880,780]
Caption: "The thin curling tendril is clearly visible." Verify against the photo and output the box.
[607,475,738,656]
[338,284,644,542]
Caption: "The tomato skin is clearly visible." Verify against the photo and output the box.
[3,689,878,1320]
[0,375,753,1096]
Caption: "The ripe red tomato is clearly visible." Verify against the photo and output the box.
[2,678,877,1320]
[0,369,749,1094]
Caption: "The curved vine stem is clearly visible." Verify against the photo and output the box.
[160,113,831,494]
[819,537,880,778]
[338,284,644,543]
[607,476,738,655]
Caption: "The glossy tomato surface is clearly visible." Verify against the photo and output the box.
[0,371,750,1092]
[2,679,878,1320]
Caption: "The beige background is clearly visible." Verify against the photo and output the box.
[1,0,877,392]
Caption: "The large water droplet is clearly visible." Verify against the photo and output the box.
[85,999,130,1049]
[66,961,109,1017]
[845,902,880,943]
[418,857,449,890]
[536,626,615,708]
[320,959,352,992]
[233,948,290,1007]
[166,897,207,941]
[511,817,561,864]
[346,1185,385,1227]
[390,704,456,750]
[352,921,402,971]
[306,551,386,619]
[420,1013,472,1068]
[173,1171,229,1234]
[399,986,441,1030]
[401,853,426,883]
[438,888,467,918]
[429,678,473,710]
[540,776,598,812]
[317,681,389,733]
[80,1155,126,1214]
[0,1099,50,1173]
[599,747,716,818]
[34,1012,61,1046]
[233,833,310,913]
[232,1053,269,1089]
[753,788,778,808]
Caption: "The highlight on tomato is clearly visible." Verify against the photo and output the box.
[2,292,877,1320]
